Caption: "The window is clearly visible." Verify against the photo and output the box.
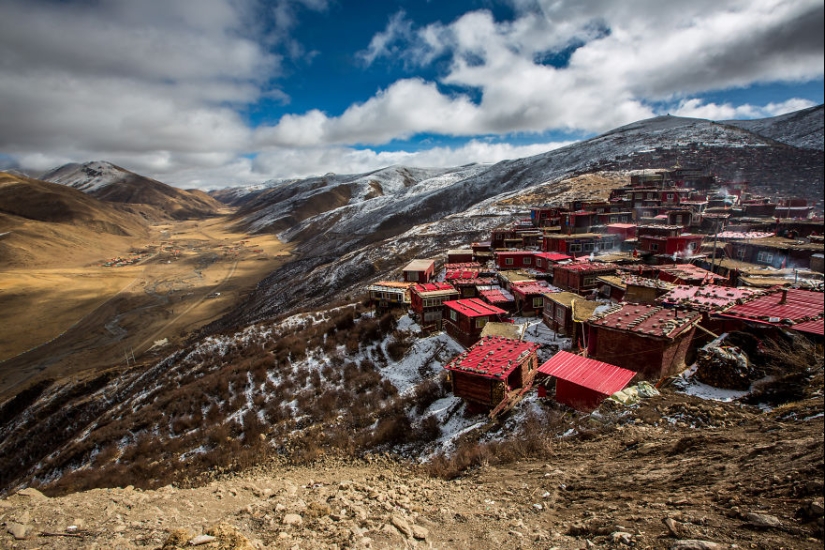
[583,243,595,252]
[449,309,458,321]
[674,215,683,224]
[532,297,543,309]
[756,251,774,264]
[407,271,418,282]
[667,193,674,200]
[523,257,531,265]
[649,242,659,252]
[568,244,582,252]
[475,317,488,329]
[736,248,746,259]
[583,276,597,286]
[687,242,697,251]
[536,258,543,268]
[609,216,618,223]
[556,307,565,321]
[601,241,614,250]
[505,257,514,265]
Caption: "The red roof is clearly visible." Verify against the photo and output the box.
[445,269,480,280]
[718,288,824,336]
[658,284,760,311]
[538,351,636,395]
[496,250,535,257]
[606,223,637,229]
[443,298,507,318]
[588,303,701,339]
[444,336,540,379]
[412,282,456,295]
[443,262,482,270]
[554,262,616,273]
[657,264,726,284]
[511,280,558,297]
[535,252,572,262]
[479,288,514,304]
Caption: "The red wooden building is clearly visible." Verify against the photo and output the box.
[446,249,475,263]
[443,298,509,347]
[637,225,704,258]
[495,250,537,270]
[478,286,515,312]
[716,288,824,339]
[537,351,636,412]
[533,252,572,273]
[510,280,559,317]
[402,259,436,283]
[585,304,701,379]
[410,282,459,332]
[443,336,540,413]
[656,263,726,286]
[552,262,617,294]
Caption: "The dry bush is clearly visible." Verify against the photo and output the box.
[746,335,823,406]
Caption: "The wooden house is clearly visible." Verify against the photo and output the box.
[443,336,540,414]
[537,351,636,412]
[585,304,701,379]
[477,286,516,312]
[443,298,508,347]
[606,223,637,241]
[542,292,609,343]
[533,252,572,273]
[367,281,414,308]
[511,280,559,317]
[716,288,824,340]
[543,233,603,256]
[552,262,617,294]
[446,249,474,263]
[402,259,436,283]
[530,206,562,228]
[410,282,459,332]
[637,225,704,258]
[656,263,726,286]
[495,250,536,270]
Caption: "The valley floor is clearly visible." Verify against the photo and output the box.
[2,391,822,550]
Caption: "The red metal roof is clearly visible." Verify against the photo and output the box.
[588,303,701,339]
[496,250,536,256]
[538,351,636,395]
[444,336,540,379]
[510,280,558,297]
[445,269,480,280]
[443,262,483,270]
[718,288,824,336]
[443,298,507,318]
[658,284,760,312]
[535,252,572,262]
[657,264,726,284]
[554,262,616,273]
[479,288,514,304]
[412,282,457,295]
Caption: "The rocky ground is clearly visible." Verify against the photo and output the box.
[1,391,822,550]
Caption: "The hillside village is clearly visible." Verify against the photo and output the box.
[366,166,824,416]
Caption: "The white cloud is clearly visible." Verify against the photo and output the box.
[673,97,818,119]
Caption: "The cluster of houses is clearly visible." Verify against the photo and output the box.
[367,167,825,415]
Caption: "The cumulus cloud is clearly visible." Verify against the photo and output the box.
[673,98,818,120]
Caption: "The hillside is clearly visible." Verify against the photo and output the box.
[726,104,824,151]
[0,171,149,267]
[41,161,223,220]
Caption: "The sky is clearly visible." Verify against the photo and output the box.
[0,0,822,189]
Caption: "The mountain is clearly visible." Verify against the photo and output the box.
[210,110,823,327]
[41,161,223,220]
[0,171,149,267]
[725,104,824,151]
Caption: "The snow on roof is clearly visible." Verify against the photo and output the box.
[479,288,514,304]
[443,336,539,379]
[443,262,482,270]
[443,298,507,318]
[589,303,701,339]
[717,288,824,336]
[538,351,635,395]
[606,223,637,229]
[658,284,760,311]
[716,231,776,240]
[368,281,414,290]
[554,262,616,273]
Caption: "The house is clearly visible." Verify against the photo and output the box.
[537,351,636,412]
[491,228,521,249]
[443,336,540,414]
[724,236,824,270]
[446,249,475,264]
[597,274,676,303]
[542,292,611,344]
[657,284,761,337]
[715,288,824,340]
[511,280,559,317]
[495,251,537,270]
[410,282,459,332]
[606,223,637,241]
[552,262,617,294]
[637,225,704,259]
[367,281,414,308]
[530,206,562,228]
[533,252,572,273]
[543,233,604,256]
[402,259,436,283]
[656,263,726,286]
[497,270,537,290]
[586,304,701,379]
[478,286,516,312]
[448,273,497,298]
[443,298,509,347]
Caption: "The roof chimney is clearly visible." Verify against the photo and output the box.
[779,289,788,305]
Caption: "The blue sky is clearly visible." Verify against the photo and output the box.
[0,0,822,188]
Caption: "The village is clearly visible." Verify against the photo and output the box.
[366,167,825,417]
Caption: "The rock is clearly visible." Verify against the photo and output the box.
[161,529,192,549]
[746,512,782,529]
[7,523,30,540]
[17,487,48,500]
[670,540,721,550]
[188,534,217,546]
[611,531,633,545]
[283,513,303,526]
[205,523,256,550]
[391,515,412,537]
[412,525,429,540]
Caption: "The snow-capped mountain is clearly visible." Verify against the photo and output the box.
[41,161,222,220]
[725,104,824,151]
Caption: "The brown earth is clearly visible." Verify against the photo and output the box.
[0,214,292,400]
[1,391,822,550]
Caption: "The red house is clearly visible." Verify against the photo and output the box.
[410,282,459,332]
[478,286,516,312]
[510,280,559,317]
[446,250,475,264]
[402,259,436,283]
[552,262,617,294]
[495,251,537,270]
[533,252,572,273]
[637,225,704,258]
[716,288,824,338]
[444,336,540,413]
[657,264,726,286]
[443,298,508,347]
[537,351,636,412]
[585,304,701,379]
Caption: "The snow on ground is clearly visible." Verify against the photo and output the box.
[671,364,751,402]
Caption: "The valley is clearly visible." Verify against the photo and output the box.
[0,216,292,399]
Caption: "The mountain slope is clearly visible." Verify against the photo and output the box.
[41,161,222,220]
[0,172,149,267]
[725,104,824,151]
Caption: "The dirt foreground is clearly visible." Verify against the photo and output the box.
[1,392,822,550]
